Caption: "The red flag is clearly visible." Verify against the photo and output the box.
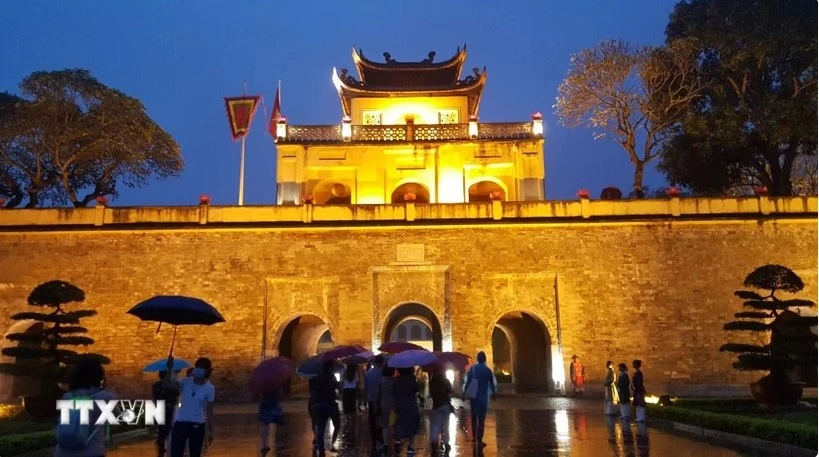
[225,95,261,141]
[267,83,281,136]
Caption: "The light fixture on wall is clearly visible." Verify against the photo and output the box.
[468,114,479,139]
[275,116,287,141]
[341,116,352,141]
[532,112,544,137]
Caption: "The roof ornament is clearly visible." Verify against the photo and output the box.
[422,51,435,64]
[457,67,484,87]
[383,52,396,64]
[339,68,363,87]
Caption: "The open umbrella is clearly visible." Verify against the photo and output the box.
[248,357,294,395]
[127,295,225,355]
[378,341,425,354]
[342,350,374,365]
[387,349,437,368]
[298,355,343,378]
[143,358,190,373]
[322,344,367,361]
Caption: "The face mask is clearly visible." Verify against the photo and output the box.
[192,368,207,379]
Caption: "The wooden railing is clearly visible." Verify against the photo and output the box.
[278,122,536,143]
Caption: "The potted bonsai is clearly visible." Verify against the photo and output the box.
[0,281,109,419]
[720,265,816,405]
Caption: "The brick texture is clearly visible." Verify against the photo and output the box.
[0,217,815,400]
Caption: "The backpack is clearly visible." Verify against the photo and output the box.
[56,390,105,451]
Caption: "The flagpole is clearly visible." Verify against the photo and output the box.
[238,81,247,206]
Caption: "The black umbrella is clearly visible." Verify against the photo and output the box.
[297,355,342,378]
[127,295,225,355]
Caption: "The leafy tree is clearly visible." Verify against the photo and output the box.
[0,281,110,395]
[659,0,818,196]
[0,69,183,208]
[721,265,817,397]
[555,39,703,197]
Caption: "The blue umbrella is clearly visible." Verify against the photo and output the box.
[144,358,190,372]
[127,295,226,355]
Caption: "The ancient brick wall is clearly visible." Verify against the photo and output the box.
[0,216,815,400]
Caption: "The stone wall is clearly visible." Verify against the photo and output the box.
[0,198,816,400]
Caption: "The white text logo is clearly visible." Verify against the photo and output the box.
[56,400,166,425]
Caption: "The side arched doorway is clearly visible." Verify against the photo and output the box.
[276,315,332,393]
[0,321,45,403]
[313,180,352,205]
[383,303,442,352]
[492,312,551,392]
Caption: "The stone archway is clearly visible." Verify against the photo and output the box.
[312,180,352,205]
[0,320,44,403]
[492,312,551,392]
[275,314,332,394]
[391,182,430,204]
[383,303,442,352]
[468,179,507,202]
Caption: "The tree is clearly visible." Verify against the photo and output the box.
[555,39,703,197]
[720,265,817,403]
[0,69,183,207]
[659,0,817,196]
[0,281,110,395]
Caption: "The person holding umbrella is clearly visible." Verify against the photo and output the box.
[309,360,340,454]
[152,370,180,457]
[162,356,215,457]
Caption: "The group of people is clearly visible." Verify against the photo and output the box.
[52,356,216,457]
[603,360,646,421]
[304,351,497,456]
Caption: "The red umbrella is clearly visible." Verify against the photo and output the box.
[248,357,294,395]
[378,341,425,354]
[322,344,367,361]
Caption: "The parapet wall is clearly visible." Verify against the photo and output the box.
[0,196,815,228]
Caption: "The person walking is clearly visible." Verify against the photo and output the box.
[55,358,115,457]
[309,361,340,454]
[569,355,585,398]
[377,366,397,456]
[463,351,496,448]
[152,370,179,457]
[341,364,358,416]
[258,388,284,456]
[428,364,454,453]
[632,360,647,422]
[364,356,385,451]
[393,367,421,456]
[164,357,216,457]
[603,361,619,416]
[616,363,631,420]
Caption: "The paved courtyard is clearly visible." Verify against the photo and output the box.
[106,397,764,457]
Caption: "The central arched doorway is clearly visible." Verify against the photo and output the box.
[492,312,551,392]
[383,303,442,352]
[277,315,332,393]
[391,183,430,204]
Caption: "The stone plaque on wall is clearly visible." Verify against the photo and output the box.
[396,244,425,263]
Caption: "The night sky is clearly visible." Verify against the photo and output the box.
[1,1,678,206]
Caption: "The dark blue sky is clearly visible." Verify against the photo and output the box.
[1,1,678,205]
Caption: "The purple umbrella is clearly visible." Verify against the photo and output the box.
[387,350,437,368]
[248,357,294,395]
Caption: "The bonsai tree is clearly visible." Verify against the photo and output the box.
[0,280,110,397]
[721,265,817,403]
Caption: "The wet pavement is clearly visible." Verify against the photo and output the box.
[106,397,765,456]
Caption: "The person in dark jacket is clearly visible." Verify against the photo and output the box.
[152,370,179,457]
[428,365,454,452]
[309,361,340,454]
[632,360,647,422]
[616,363,631,420]
[393,367,420,456]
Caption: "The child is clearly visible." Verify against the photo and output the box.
[259,388,285,456]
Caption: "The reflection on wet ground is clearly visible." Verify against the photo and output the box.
[106,397,765,456]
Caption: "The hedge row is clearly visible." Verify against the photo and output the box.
[647,404,817,450]
[0,424,149,456]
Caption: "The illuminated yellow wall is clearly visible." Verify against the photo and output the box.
[276,138,545,205]
[350,96,469,125]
